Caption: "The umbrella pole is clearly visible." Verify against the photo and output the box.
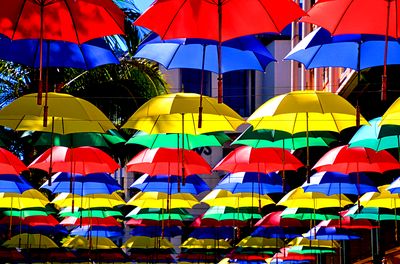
[217,0,223,103]
[37,2,44,106]
[282,140,286,192]
[381,0,391,101]
[8,197,13,239]
[306,112,310,183]
[395,201,398,241]
[177,134,181,192]
[198,45,206,128]
[181,113,186,186]
[47,117,55,186]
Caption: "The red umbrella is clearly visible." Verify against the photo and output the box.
[0,147,28,174]
[126,147,211,176]
[0,0,125,105]
[317,210,379,230]
[312,145,400,174]
[60,216,120,227]
[272,248,316,261]
[213,146,304,173]
[134,0,305,104]
[0,215,59,227]
[28,146,120,175]
[301,0,400,101]
[191,214,249,228]
[126,218,185,227]
[255,211,305,228]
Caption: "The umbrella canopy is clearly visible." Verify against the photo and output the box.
[288,237,340,248]
[302,171,377,196]
[29,146,120,175]
[127,191,199,209]
[277,187,353,209]
[317,212,378,230]
[284,27,400,70]
[303,226,361,241]
[121,93,245,134]
[126,207,193,221]
[201,189,275,208]
[280,207,341,221]
[236,236,284,249]
[232,125,337,149]
[126,147,211,176]
[189,227,234,239]
[191,214,250,228]
[40,172,122,195]
[287,245,336,255]
[70,225,123,238]
[359,185,400,209]
[255,211,305,228]
[121,236,174,249]
[0,215,59,227]
[130,225,182,238]
[60,216,121,227]
[214,172,284,194]
[0,174,32,193]
[126,130,230,149]
[3,233,58,248]
[344,205,400,221]
[126,218,185,227]
[58,207,123,218]
[51,192,125,209]
[134,33,275,73]
[180,238,231,250]
[213,146,303,173]
[202,206,262,221]
[0,190,49,209]
[312,145,400,173]
[349,117,400,151]
[62,235,118,250]
[381,97,400,126]
[0,36,119,70]
[0,92,117,134]
[0,148,28,174]
[130,174,209,195]
[1,207,55,217]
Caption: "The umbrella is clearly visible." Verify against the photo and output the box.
[28,146,120,175]
[70,225,123,238]
[344,205,400,221]
[0,0,125,104]
[318,211,379,229]
[126,218,185,227]
[189,227,234,240]
[0,148,28,174]
[126,130,230,149]
[247,90,368,180]
[0,174,32,193]
[287,245,336,255]
[288,237,340,248]
[280,207,341,221]
[0,36,119,70]
[0,190,49,209]
[126,191,199,209]
[23,129,126,148]
[380,96,400,127]
[303,226,361,241]
[202,206,262,222]
[62,235,118,250]
[0,92,116,134]
[134,0,305,103]
[134,33,275,74]
[3,233,58,248]
[58,207,123,219]
[302,171,378,196]
[300,0,400,100]
[60,216,121,227]
[126,147,211,181]
[231,125,337,149]
[126,207,193,221]
[251,226,301,239]
[180,238,231,250]
[349,117,400,151]
[255,211,305,228]
[1,207,55,217]
[130,226,182,238]
[284,27,400,70]
[214,171,284,195]
[51,192,125,209]
[201,189,275,208]
[40,172,122,195]
[191,214,250,228]
[121,236,174,249]
[236,236,284,249]
[130,174,209,195]
[121,92,245,134]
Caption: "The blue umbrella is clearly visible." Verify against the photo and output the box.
[0,35,119,70]
[215,172,284,194]
[302,171,377,196]
[189,227,234,240]
[386,176,400,194]
[251,226,301,239]
[0,174,32,193]
[284,27,400,70]
[70,225,123,238]
[40,172,122,195]
[303,226,360,241]
[130,174,210,195]
[130,226,182,238]
[134,33,275,73]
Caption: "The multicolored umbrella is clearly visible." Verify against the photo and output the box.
[127,130,230,149]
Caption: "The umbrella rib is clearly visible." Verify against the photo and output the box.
[330,0,355,35]
[257,0,281,32]
[63,1,82,43]
[11,1,28,40]
[160,0,189,39]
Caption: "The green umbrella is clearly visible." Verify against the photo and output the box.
[344,205,400,221]
[280,207,341,221]
[126,207,193,221]
[58,207,123,218]
[287,245,336,254]
[349,117,400,151]
[231,125,337,149]
[126,130,230,149]
[202,206,262,221]
[1,206,56,217]
[22,129,126,148]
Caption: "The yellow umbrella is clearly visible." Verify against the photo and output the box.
[360,185,400,209]
[121,236,174,249]
[3,233,58,249]
[121,93,245,134]
[236,236,284,249]
[380,97,400,126]
[127,191,199,209]
[0,92,116,133]
[180,238,231,249]
[62,235,118,250]
[0,190,49,209]
[51,192,125,209]
[277,187,353,209]
[201,189,275,208]
[288,237,340,248]
[247,90,368,180]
